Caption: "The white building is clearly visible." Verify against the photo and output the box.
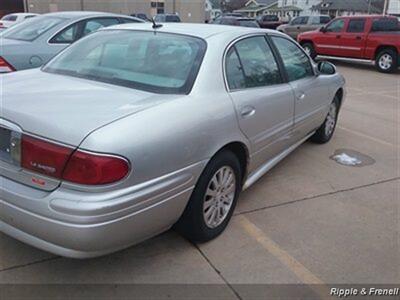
[387,0,400,16]
[278,0,320,16]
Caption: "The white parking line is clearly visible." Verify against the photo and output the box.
[337,126,398,148]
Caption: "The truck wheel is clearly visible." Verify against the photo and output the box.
[302,42,317,60]
[311,96,340,144]
[175,150,242,243]
[375,49,398,73]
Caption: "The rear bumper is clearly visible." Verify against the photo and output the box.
[0,161,206,258]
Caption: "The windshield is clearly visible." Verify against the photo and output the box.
[44,30,207,94]
[3,16,64,41]
[2,15,17,21]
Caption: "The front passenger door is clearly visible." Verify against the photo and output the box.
[226,35,295,165]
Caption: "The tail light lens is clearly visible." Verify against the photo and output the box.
[63,151,129,185]
[0,56,15,73]
[21,135,129,185]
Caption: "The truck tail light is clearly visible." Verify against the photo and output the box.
[0,56,15,73]
[21,135,129,185]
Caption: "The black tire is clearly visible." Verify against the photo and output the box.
[302,42,317,60]
[375,49,398,73]
[174,150,242,243]
[311,96,340,144]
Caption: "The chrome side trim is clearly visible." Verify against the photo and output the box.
[316,55,375,65]
[243,132,315,190]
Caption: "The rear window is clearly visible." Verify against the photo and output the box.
[238,20,259,28]
[3,16,63,41]
[347,19,366,33]
[2,15,17,21]
[44,30,206,94]
[372,18,399,32]
[165,15,181,22]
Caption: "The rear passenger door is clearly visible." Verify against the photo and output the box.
[226,35,295,163]
[340,18,367,58]
[271,35,330,138]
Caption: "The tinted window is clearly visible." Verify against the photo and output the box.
[238,20,260,27]
[347,19,366,33]
[2,15,17,21]
[51,22,80,44]
[165,15,181,22]
[291,16,308,25]
[83,18,119,36]
[310,16,331,25]
[3,16,63,41]
[325,19,345,32]
[272,36,313,82]
[226,36,282,89]
[225,48,246,90]
[44,31,206,95]
[120,18,142,23]
[372,18,399,32]
[263,15,278,21]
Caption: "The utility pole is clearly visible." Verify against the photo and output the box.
[80,0,84,11]
[383,0,388,15]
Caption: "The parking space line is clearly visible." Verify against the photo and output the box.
[337,126,398,148]
[238,215,333,300]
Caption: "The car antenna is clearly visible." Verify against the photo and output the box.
[152,17,163,29]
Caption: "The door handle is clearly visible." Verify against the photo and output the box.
[336,35,341,39]
[240,106,256,118]
[296,93,306,101]
[356,36,362,40]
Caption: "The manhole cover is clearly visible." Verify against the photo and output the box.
[330,149,375,167]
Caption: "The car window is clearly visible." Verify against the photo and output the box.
[225,48,246,90]
[3,16,64,41]
[119,18,142,23]
[50,22,81,44]
[371,18,399,32]
[347,19,366,33]
[325,19,345,32]
[83,18,120,36]
[291,17,302,25]
[310,16,330,25]
[44,30,206,95]
[272,36,314,82]
[154,15,164,22]
[320,16,331,24]
[24,15,37,20]
[2,15,17,21]
[299,17,309,25]
[226,36,282,89]
[165,15,180,22]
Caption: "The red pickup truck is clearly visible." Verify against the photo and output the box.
[297,15,400,73]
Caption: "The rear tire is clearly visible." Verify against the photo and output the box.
[311,96,340,144]
[302,42,317,60]
[375,49,398,73]
[175,150,242,243]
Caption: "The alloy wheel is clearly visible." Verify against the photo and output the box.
[325,102,337,137]
[203,166,236,229]
[378,54,393,70]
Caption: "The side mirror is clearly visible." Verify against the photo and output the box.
[320,26,327,33]
[317,61,336,75]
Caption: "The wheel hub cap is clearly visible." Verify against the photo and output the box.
[379,54,393,70]
[325,103,337,137]
[203,166,236,228]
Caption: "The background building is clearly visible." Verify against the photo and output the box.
[311,0,382,17]
[387,0,400,16]
[24,0,206,23]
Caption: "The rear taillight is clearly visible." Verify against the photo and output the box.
[22,135,73,178]
[63,151,129,185]
[0,56,15,73]
[21,135,129,185]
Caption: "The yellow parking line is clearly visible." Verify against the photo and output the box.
[238,215,333,300]
[337,126,398,148]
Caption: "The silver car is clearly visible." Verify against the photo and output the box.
[0,11,143,72]
[0,23,345,258]
[277,15,331,39]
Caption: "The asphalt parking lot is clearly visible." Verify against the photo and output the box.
[1,62,399,298]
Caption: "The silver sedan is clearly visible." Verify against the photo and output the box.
[0,11,143,72]
[0,23,345,258]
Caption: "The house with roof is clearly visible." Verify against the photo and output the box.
[234,0,278,17]
[311,0,382,17]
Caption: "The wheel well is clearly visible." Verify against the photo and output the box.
[216,142,249,185]
[335,88,344,109]
[374,45,398,59]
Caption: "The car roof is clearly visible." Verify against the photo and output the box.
[43,11,133,19]
[336,14,396,19]
[6,13,38,16]
[103,23,275,39]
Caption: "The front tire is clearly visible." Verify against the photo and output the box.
[311,96,340,144]
[375,49,398,73]
[175,150,242,243]
[302,42,317,60]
